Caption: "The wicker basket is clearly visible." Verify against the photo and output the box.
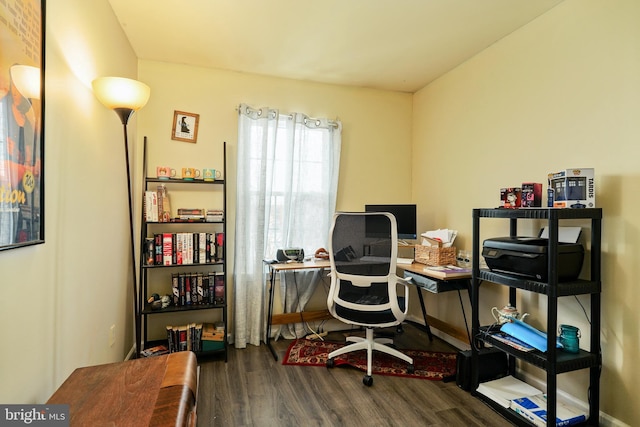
[414,245,456,266]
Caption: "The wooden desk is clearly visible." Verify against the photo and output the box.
[264,260,332,360]
[47,352,198,427]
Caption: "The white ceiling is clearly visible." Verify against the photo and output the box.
[107,0,564,93]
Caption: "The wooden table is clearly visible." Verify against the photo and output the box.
[47,351,198,427]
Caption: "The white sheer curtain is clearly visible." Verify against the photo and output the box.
[234,104,341,348]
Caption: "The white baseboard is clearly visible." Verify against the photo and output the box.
[125,346,136,361]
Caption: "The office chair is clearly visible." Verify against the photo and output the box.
[326,212,414,386]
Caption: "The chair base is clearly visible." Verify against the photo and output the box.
[327,327,414,381]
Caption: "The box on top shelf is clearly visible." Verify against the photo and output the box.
[500,187,521,208]
[548,168,595,208]
[521,183,542,208]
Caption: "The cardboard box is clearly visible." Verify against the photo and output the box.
[521,183,542,207]
[548,168,595,208]
[500,187,521,208]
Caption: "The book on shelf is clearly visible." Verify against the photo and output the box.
[488,331,536,352]
[171,274,179,305]
[162,233,173,265]
[510,394,587,427]
[154,234,163,265]
[157,184,171,222]
[144,191,159,222]
[177,207,205,220]
[199,232,207,264]
[476,375,542,409]
[215,232,224,261]
[144,238,155,265]
[178,208,204,216]
[176,325,188,352]
[214,273,225,303]
[206,209,224,222]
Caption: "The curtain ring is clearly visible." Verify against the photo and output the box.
[257,108,263,116]
[316,119,321,127]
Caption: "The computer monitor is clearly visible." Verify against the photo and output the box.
[364,204,417,240]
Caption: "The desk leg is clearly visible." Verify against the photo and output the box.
[416,287,434,341]
[265,269,278,361]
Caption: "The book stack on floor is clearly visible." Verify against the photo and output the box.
[202,322,225,352]
[477,376,587,426]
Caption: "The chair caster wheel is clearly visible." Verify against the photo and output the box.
[363,375,373,387]
[326,358,335,368]
[407,364,415,374]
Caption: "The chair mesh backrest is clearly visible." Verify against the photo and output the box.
[327,212,404,327]
[331,213,395,276]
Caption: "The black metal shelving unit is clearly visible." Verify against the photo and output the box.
[471,207,602,426]
[136,138,228,361]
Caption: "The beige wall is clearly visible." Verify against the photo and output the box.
[0,0,139,403]
[136,60,413,339]
[412,1,639,424]
[1,0,635,424]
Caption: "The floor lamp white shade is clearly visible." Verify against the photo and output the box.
[92,75,150,357]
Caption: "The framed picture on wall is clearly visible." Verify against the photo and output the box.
[171,110,200,143]
[0,0,45,251]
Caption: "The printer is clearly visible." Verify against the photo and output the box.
[482,227,584,281]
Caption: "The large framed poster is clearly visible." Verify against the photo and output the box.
[0,0,45,251]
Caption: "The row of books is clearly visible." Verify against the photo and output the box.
[166,322,225,353]
[144,232,224,266]
[171,272,225,306]
[477,375,587,426]
[144,187,224,223]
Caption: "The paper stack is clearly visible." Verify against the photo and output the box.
[421,229,457,247]
[511,394,587,427]
[476,375,542,409]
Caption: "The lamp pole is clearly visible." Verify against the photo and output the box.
[117,108,139,358]
[92,77,150,358]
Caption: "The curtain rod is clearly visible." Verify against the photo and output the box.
[236,105,340,129]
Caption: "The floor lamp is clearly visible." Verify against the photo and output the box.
[92,77,150,357]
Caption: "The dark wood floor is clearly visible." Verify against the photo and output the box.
[195,324,513,426]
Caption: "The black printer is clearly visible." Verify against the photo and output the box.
[482,236,584,281]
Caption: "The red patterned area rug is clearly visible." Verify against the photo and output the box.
[282,339,457,381]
